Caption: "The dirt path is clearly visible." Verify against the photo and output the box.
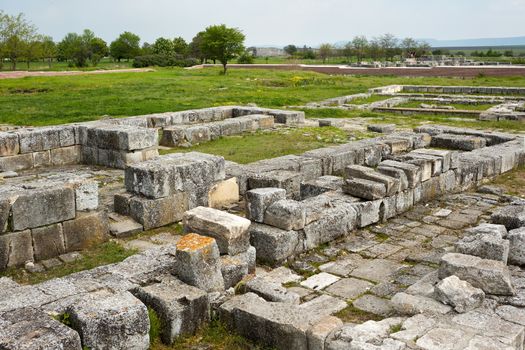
[0,68,154,80]
[194,63,525,78]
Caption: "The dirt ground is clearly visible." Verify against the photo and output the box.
[0,68,154,79]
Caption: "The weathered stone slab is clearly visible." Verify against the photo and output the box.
[491,204,525,230]
[342,178,386,200]
[378,160,421,188]
[439,253,514,295]
[208,177,239,208]
[0,132,19,156]
[344,165,400,195]
[0,230,33,269]
[68,290,149,350]
[325,277,374,300]
[183,206,251,255]
[175,234,224,292]
[431,133,487,151]
[132,277,209,344]
[300,272,340,291]
[246,277,300,304]
[303,205,357,249]
[245,188,287,222]
[220,246,256,288]
[391,292,452,315]
[17,127,61,153]
[130,192,188,230]
[434,276,485,313]
[50,145,81,165]
[508,227,525,266]
[247,170,302,199]
[264,199,306,231]
[0,153,33,172]
[249,223,302,265]
[31,223,65,261]
[63,211,109,252]
[455,232,509,263]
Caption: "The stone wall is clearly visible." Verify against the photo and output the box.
[0,176,108,269]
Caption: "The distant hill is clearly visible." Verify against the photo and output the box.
[424,36,525,48]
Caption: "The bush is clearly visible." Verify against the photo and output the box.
[132,54,199,68]
[237,52,254,64]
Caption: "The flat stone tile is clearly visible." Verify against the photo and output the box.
[342,237,377,253]
[300,272,340,291]
[350,259,404,283]
[319,254,364,277]
[436,219,469,230]
[352,294,394,317]
[365,242,404,258]
[325,277,374,300]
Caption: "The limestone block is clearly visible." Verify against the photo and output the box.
[0,153,33,172]
[11,186,75,231]
[17,127,60,153]
[303,205,357,249]
[412,148,454,172]
[246,277,300,304]
[245,187,286,222]
[368,124,396,134]
[0,307,82,350]
[439,253,514,295]
[0,132,19,156]
[378,160,421,188]
[491,205,525,230]
[63,211,109,252]
[68,290,149,350]
[68,179,98,211]
[406,158,433,182]
[455,233,509,264]
[391,292,452,315]
[0,230,33,269]
[31,223,65,261]
[130,192,188,230]
[377,166,408,191]
[183,206,250,255]
[342,178,386,200]
[247,170,302,199]
[208,177,239,208]
[51,145,81,165]
[132,277,209,344]
[431,133,486,151]
[300,176,343,199]
[307,316,343,350]
[465,223,507,238]
[344,165,400,195]
[114,192,133,216]
[434,276,484,313]
[30,150,49,168]
[175,234,224,292]
[221,246,256,289]
[264,199,306,231]
[249,223,302,265]
[351,200,381,228]
[508,227,525,266]
[95,125,157,151]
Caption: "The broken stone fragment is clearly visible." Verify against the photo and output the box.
[491,204,525,230]
[454,232,510,264]
[175,233,225,292]
[245,187,287,222]
[507,227,525,266]
[342,178,386,200]
[434,275,485,313]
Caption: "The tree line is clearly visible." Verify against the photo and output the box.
[284,35,431,63]
[0,11,246,73]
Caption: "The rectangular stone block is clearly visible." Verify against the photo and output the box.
[342,178,386,200]
[183,206,250,255]
[130,192,188,230]
[0,230,33,269]
[245,188,287,222]
[431,134,487,151]
[247,170,302,199]
[303,205,357,249]
[208,177,239,209]
[11,186,75,231]
[68,179,98,211]
[63,211,109,252]
[51,146,81,166]
[249,223,302,265]
[264,199,306,231]
[94,125,158,151]
[0,132,19,156]
[17,127,60,153]
[0,153,33,172]
[344,165,400,196]
[31,223,65,261]
[378,160,421,188]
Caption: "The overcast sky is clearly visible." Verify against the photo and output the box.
[1,0,524,46]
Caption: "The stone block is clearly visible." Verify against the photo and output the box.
[11,186,75,231]
[431,133,487,151]
[300,176,343,199]
[247,170,301,199]
[264,199,306,231]
[114,192,132,216]
[434,276,484,313]
[406,158,432,182]
[342,178,386,200]
[0,230,33,269]
[378,160,421,188]
[31,223,65,261]
[245,187,286,222]
[307,316,343,350]
[63,211,109,252]
[17,127,60,153]
[32,150,51,168]
[0,307,82,350]
[303,205,357,249]
[95,125,157,151]
[175,234,224,292]
[221,246,256,289]
[68,290,149,350]
[391,292,452,315]
[439,253,514,295]
[344,165,400,195]
[208,177,239,208]
[0,198,10,233]
[367,124,396,134]
[508,228,525,266]
[183,206,250,255]
[420,176,442,202]
[132,277,209,344]
[68,179,98,211]
[50,145,81,165]
[351,200,381,228]
[455,233,510,263]
[130,192,188,230]
[491,205,525,230]
[412,148,454,172]
[0,153,33,172]
[246,277,300,304]
[0,132,19,156]
[249,223,302,265]
[465,223,507,238]
[377,166,408,191]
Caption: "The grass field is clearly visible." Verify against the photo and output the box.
[396,101,496,111]
[1,67,525,126]
[0,57,134,72]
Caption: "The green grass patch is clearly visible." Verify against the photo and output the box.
[148,307,163,345]
[347,95,393,105]
[396,101,496,111]
[1,67,525,126]
[1,241,137,285]
[335,303,384,323]
[160,127,349,164]
[491,165,525,198]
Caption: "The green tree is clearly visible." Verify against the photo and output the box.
[23,37,43,69]
[110,31,141,61]
[352,36,368,64]
[318,43,333,63]
[41,35,56,68]
[284,44,297,56]
[190,31,206,63]
[58,29,101,67]
[343,42,353,63]
[172,36,188,56]
[0,11,38,70]
[378,33,398,61]
[151,37,174,55]
[401,37,418,58]
[90,37,108,65]
[200,24,245,74]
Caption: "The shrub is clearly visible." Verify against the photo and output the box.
[237,52,254,64]
[132,54,199,68]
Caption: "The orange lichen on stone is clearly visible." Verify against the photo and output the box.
[177,233,215,251]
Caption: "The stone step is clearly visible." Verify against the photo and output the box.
[109,216,143,238]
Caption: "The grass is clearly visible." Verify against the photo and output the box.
[335,303,383,323]
[150,319,272,350]
[0,241,137,285]
[1,67,525,126]
[303,108,525,132]
[491,165,525,197]
[396,101,496,111]
[0,57,134,72]
[160,127,350,164]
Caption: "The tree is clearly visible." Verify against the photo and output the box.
[172,37,188,56]
[110,31,141,61]
[58,29,103,67]
[23,37,43,69]
[318,43,333,63]
[342,42,353,63]
[40,35,56,68]
[190,31,206,63]
[401,37,418,58]
[0,11,38,70]
[200,24,245,74]
[352,36,368,64]
[378,33,398,61]
[89,37,108,65]
[151,37,174,55]
[141,42,153,55]
[284,44,297,56]
[367,38,382,61]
